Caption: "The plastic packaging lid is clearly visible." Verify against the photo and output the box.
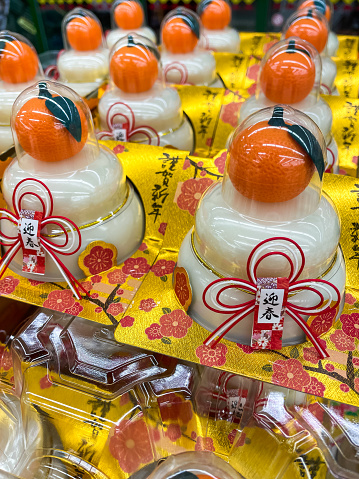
[197,0,232,30]
[0,31,43,84]
[113,0,145,29]
[283,9,329,54]
[161,7,201,54]
[147,451,244,479]
[62,7,105,52]
[298,0,332,22]
[224,105,325,206]
[259,37,320,104]
[12,80,96,164]
[109,34,161,93]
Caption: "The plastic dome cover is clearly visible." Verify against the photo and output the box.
[282,8,329,54]
[0,31,43,85]
[221,105,326,221]
[161,7,201,54]
[197,0,232,30]
[11,80,99,169]
[109,33,162,93]
[111,0,145,30]
[297,0,333,23]
[62,7,106,52]
[258,37,321,104]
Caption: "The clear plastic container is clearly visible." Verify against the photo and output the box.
[282,8,337,94]
[57,8,109,98]
[2,80,144,281]
[177,105,345,347]
[107,0,157,49]
[297,0,339,56]
[0,31,44,153]
[160,7,222,87]
[197,0,240,53]
[238,38,338,173]
[98,33,194,151]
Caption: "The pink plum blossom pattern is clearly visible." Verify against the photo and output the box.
[345,293,356,305]
[330,330,355,351]
[151,259,175,277]
[122,257,150,279]
[272,359,311,390]
[195,436,215,452]
[237,343,254,354]
[304,377,326,396]
[177,178,213,216]
[107,303,124,316]
[220,102,241,127]
[309,308,336,336]
[43,289,75,312]
[65,302,84,316]
[214,150,227,175]
[0,276,19,295]
[83,245,115,275]
[159,310,192,338]
[139,298,157,312]
[145,323,163,340]
[113,144,125,154]
[165,424,182,442]
[121,316,135,327]
[341,313,359,339]
[107,268,128,285]
[196,343,227,367]
[158,223,167,235]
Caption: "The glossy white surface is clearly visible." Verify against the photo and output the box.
[161,50,217,86]
[62,81,103,98]
[178,229,345,345]
[2,182,144,280]
[239,93,333,143]
[199,27,240,53]
[106,26,157,49]
[321,56,337,92]
[0,126,13,153]
[327,31,339,57]
[57,49,109,83]
[0,78,43,125]
[327,135,339,173]
[3,145,127,225]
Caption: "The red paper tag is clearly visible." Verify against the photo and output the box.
[19,209,45,275]
[251,277,289,350]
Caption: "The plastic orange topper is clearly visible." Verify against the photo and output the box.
[66,11,103,52]
[228,107,317,203]
[0,33,38,84]
[198,0,232,30]
[260,39,316,104]
[114,0,144,30]
[15,82,88,163]
[298,0,331,22]
[110,35,159,93]
[285,10,328,54]
[162,8,200,54]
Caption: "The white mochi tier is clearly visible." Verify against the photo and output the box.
[107,26,157,49]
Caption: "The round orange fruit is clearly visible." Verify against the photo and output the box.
[67,15,102,51]
[228,120,315,203]
[162,17,199,54]
[299,0,331,21]
[110,38,158,93]
[260,41,315,104]
[285,15,328,53]
[114,1,144,29]
[15,88,88,163]
[199,0,231,30]
[0,40,38,84]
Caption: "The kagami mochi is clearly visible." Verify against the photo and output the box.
[197,0,240,53]
[161,7,223,87]
[1,81,144,282]
[282,8,337,95]
[107,0,156,49]
[177,106,345,349]
[297,0,339,56]
[98,34,194,151]
[0,31,43,153]
[239,38,339,173]
[57,8,109,97]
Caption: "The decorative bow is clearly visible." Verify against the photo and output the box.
[0,178,87,300]
[202,237,341,359]
[164,62,193,86]
[97,102,160,146]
